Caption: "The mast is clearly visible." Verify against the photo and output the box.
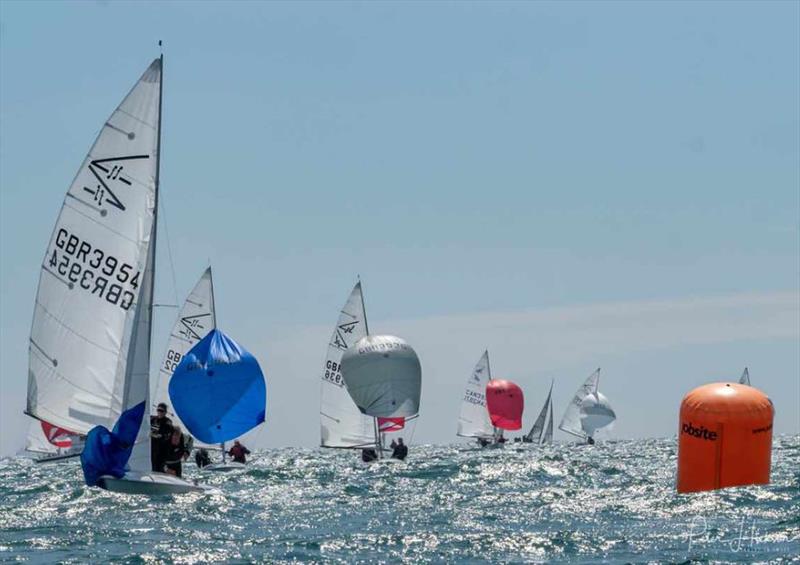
[486,350,499,441]
[148,52,164,370]
[209,265,217,328]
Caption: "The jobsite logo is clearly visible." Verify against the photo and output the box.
[681,422,718,441]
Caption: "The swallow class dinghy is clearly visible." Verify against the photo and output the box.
[151,267,242,472]
[457,350,502,447]
[558,368,616,444]
[169,329,267,472]
[339,324,422,464]
[485,379,525,444]
[26,56,208,494]
[522,379,554,444]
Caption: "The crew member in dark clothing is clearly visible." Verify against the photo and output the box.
[477,437,490,448]
[150,402,173,472]
[361,448,378,463]
[228,440,251,464]
[587,436,595,445]
[164,426,191,478]
[195,448,211,469]
[391,438,408,461]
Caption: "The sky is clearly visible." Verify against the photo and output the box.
[0,1,798,456]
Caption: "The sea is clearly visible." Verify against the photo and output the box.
[1,436,797,564]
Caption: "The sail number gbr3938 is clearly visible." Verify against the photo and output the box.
[46,227,141,311]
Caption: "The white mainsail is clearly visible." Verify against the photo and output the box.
[152,267,216,446]
[524,379,553,443]
[559,368,616,439]
[340,335,422,418]
[27,59,162,439]
[456,351,495,439]
[739,367,750,386]
[320,282,374,448]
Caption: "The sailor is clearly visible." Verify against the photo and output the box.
[391,438,408,461]
[228,440,251,464]
[164,426,191,478]
[150,402,173,472]
[587,436,595,445]
[361,448,378,463]
[390,439,398,450]
[195,448,211,469]
[477,437,490,448]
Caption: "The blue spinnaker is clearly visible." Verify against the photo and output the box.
[169,329,266,445]
[80,401,145,486]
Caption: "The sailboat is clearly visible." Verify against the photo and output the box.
[337,301,422,463]
[25,420,84,463]
[456,350,499,445]
[169,328,266,471]
[486,379,525,444]
[558,368,616,444]
[739,367,750,386]
[27,56,206,494]
[522,379,554,444]
[150,267,239,471]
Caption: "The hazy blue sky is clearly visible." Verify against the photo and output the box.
[1,1,798,456]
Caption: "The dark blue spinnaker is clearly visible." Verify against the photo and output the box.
[80,401,145,486]
[169,329,266,445]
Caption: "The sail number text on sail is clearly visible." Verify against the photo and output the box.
[46,227,141,310]
[323,360,344,387]
[463,390,487,407]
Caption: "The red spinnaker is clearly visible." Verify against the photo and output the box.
[41,421,74,448]
[377,417,405,433]
[486,380,525,430]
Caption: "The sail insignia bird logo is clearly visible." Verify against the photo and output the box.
[82,155,149,212]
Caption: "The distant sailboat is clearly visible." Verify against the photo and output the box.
[559,368,616,444]
[486,379,525,443]
[26,56,207,494]
[739,367,750,386]
[523,379,554,444]
[340,332,422,462]
[456,351,499,445]
[169,328,267,471]
[25,420,84,463]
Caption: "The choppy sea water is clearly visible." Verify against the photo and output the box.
[1,436,798,563]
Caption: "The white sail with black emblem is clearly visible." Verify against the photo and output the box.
[340,335,422,418]
[319,282,374,448]
[27,59,161,435]
[457,350,495,439]
[152,267,216,446]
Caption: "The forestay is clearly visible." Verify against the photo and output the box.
[341,335,421,418]
[456,350,494,439]
[152,267,216,446]
[319,282,374,448]
[28,59,161,437]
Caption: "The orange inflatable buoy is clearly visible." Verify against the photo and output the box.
[677,382,773,493]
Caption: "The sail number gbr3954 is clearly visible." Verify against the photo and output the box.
[46,227,141,311]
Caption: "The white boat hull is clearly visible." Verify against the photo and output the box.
[201,462,246,473]
[98,471,208,495]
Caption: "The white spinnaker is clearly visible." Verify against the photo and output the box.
[340,335,422,418]
[525,380,553,443]
[153,267,216,445]
[558,368,601,439]
[739,367,750,386]
[27,59,161,436]
[320,282,374,448]
[456,351,494,439]
[579,391,616,437]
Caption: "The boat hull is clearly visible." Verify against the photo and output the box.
[98,471,207,495]
[201,462,246,473]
